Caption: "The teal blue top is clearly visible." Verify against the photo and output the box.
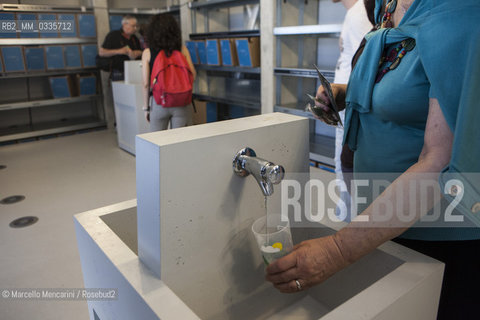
[344,0,480,240]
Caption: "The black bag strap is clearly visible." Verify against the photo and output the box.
[191,99,197,113]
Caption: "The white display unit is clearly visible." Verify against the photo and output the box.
[111,61,150,155]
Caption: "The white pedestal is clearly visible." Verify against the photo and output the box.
[124,61,143,85]
[112,82,150,155]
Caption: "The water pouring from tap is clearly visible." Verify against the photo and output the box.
[233,147,291,265]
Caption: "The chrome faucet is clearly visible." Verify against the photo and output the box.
[233,147,285,197]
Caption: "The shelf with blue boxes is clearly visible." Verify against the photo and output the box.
[272,0,346,166]
[188,0,261,120]
[0,4,105,143]
[188,31,261,112]
[188,0,258,9]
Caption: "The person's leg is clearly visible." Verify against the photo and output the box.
[185,104,194,126]
[169,106,189,129]
[149,104,171,131]
[393,237,480,320]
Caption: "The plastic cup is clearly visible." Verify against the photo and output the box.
[251,214,293,265]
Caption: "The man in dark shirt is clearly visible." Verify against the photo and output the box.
[99,15,142,81]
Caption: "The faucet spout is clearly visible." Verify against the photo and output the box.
[233,147,285,197]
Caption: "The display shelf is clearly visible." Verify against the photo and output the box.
[0,95,101,111]
[274,104,313,119]
[193,92,260,110]
[189,0,261,119]
[189,30,260,40]
[0,68,98,79]
[0,117,105,143]
[309,132,335,167]
[0,4,92,13]
[0,38,97,45]
[188,0,258,9]
[273,0,345,165]
[273,24,342,36]
[274,67,335,80]
[108,6,180,15]
[195,65,260,74]
[0,5,105,139]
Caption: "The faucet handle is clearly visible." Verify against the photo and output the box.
[266,164,285,184]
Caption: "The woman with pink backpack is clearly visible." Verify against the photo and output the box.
[142,14,196,131]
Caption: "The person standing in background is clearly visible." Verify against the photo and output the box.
[99,15,143,81]
[141,14,196,132]
[332,0,372,219]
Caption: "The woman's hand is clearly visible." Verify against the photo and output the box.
[265,235,349,293]
[316,83,346,112]
[314,85,332,113]
[309,84,347,125]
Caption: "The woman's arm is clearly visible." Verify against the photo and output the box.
[334,97,453,260]
[141,49,151,121]
[181,45,197,80]
[266,97,453,293]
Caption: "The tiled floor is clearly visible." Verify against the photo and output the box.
[0,130,136,320]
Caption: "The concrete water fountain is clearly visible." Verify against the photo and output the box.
[75,113,444,320]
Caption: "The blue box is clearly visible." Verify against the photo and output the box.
[24,47,46,71]
[185,41,198,64]
[64,45,82,68]
[81,44,97,68]
[17,13,38,38]
[229,104,245,119]
[1,47,25,72]
[49,76,74,98]
[220,39,237,66]
[45,46,65,70]
[78,76,97,95]
[235,37,260,67]
[206,102,217,123]
[0,13,17,38]
[58,14,77,37]
[77,14,96,38]
[206,39,221,65]
[37,14,58,38]
[196,41,207,65]
[109,15,123,31]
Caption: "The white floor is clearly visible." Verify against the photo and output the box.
[0,130,136,320]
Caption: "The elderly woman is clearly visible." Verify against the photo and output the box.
[266,0,480,319]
